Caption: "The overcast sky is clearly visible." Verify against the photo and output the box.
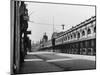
[25,2,95,43]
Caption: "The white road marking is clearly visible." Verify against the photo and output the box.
[55,53,96,61]
[46,58,73,62]
[27,52,54,55]
[24,59,43,62]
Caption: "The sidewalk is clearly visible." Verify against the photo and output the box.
[19,51,96,74]
[55,53,96,61]
[27,51,96,61]
[19,54,62,74]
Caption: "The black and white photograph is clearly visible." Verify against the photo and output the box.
[11,0,96,74]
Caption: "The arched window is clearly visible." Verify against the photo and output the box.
[68,36,70,40]
[73,33,76,38]
[71,35,73,39]
[87,28,91,34]
[77,32,80,38]
[82,30,85,36]
[66,36,67,40]
[64,36,66,41]
[94,26,96,33]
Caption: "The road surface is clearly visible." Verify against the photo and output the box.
[19,51,96,74]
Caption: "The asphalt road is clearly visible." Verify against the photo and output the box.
[19,51,96,74]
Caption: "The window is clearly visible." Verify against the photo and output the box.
[66,36,67,40]
[82,30,85,36]
[71,35,73,39]
[77,32,80,38]
[64,36,66,41]
[73,33,76,38]
[94,26,96,33]
[68,36,70,40]
[64,37,66,41]
[87,28,91,34]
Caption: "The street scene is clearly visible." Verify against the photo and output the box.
[11,0,96,74]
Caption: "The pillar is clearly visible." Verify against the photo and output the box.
[85,41,88,55]
[91,48,94,55]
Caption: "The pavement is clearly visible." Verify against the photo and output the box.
[19,51,96,74]
[19,53,62,74]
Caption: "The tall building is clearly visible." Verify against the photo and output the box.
[11,1,31,74]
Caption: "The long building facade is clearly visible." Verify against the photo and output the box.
[11,0,31,74]
[41,16,96,56]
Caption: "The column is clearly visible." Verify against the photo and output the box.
[80,42,83,55]
[85,41,88,55]
[91,39,95,55]
[91,48,94,55]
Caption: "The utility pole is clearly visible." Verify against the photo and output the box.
[52,16,55,52]
[53,16,54,33]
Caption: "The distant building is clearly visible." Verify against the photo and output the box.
[52,32,64,39]
[41,16,96,55]
[42,33,48,43]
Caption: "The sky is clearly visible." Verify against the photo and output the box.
[25,2,95,43]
